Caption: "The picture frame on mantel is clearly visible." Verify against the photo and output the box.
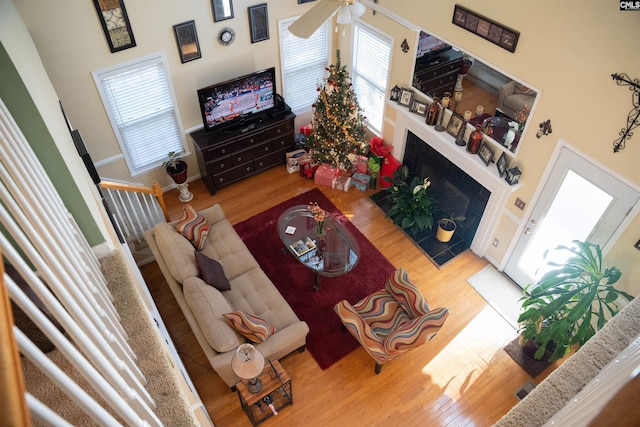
[452,4,520,53]
[92,0,136,53]
[248,3,269,43]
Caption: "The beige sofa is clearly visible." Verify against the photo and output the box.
[144,204,309,388]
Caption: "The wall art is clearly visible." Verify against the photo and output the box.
[173,20,202,63]
[212,0,234,22]
[452,4,519,53]
[248,4,269,43]
[92,0,136,53]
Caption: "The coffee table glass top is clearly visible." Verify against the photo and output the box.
[277,205,359,278]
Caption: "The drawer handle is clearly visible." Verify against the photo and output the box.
[220,163,225,168]
[218,178,224,183]
[264,146,270,152]
[246,166,251,172]
[237,157,242,162]
[276,129,281,134]
[221,148,226,154]
[249,138,255,144]
[258,161,264,167]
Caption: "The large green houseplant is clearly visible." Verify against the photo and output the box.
[383,165,437,236]
[518,240,633,362]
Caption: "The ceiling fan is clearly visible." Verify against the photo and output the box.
[288,0,367,39]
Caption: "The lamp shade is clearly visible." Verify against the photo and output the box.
[336,5,352,24]
[349,1,366,18]
[231,344,265,380]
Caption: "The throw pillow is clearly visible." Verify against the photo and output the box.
[515,83,534,96]
[223,311,276,343]
[194,251,231,291]
[175,204,210,250]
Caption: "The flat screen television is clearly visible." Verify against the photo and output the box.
[197,67,276,133]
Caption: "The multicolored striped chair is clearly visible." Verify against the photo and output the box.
[334,268,449,374]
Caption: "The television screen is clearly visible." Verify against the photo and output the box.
[197,67,276,133]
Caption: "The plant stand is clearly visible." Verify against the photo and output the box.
[177,183,193,202]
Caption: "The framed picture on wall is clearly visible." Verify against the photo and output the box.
[92,0,136,53]
[212,0,234,22]
[248,3,269,43]
[173,20,202,63]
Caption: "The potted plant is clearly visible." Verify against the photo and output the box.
[383,165,437,236]
[435,213,465,243]
[163,151,188,184]
[517,240,632,362]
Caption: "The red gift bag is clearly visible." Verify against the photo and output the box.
[379,155,401,188]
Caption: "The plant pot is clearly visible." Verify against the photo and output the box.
[167,160,188,184]
[522,339,556,362]
[436,219,456,243]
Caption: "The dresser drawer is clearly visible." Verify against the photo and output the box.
[263,121,293,140]
[236,132,262,150]
[254,151,285,171]
[213,162,254,187]
[270,132,293,151]
[203,141,235,160]
[207,155,232,174]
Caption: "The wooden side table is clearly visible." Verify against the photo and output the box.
[235,360,292,426]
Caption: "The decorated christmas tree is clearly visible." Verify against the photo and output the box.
[307,50,367,169]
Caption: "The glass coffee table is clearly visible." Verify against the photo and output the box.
[277,205,360,290]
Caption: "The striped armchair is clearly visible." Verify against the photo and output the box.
[334,268,449,374]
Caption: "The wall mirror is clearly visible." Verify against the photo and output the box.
[412,30,539,155]
[212,0,234,22]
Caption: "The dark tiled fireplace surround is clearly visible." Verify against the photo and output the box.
[372,131,490,268]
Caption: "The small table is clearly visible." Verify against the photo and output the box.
[277,205,360,290]
[236,360,292,426]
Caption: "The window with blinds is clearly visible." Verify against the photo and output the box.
[279,17,330,114]
[92,53,186,176]
[351,21,392,135]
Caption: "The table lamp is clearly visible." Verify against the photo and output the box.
[232,343,265,393]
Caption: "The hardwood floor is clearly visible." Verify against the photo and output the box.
[141,167,555,427]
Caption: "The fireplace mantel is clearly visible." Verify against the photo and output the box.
[389,101,521,257]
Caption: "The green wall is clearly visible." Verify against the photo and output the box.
[0,43,103,246]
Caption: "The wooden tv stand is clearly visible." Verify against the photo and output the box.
[190,110,296,195]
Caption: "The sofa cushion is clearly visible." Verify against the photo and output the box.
[154,222,198,283]
[200,218,260,280]
[183,276,244,353]
[176,204,210,250]
[195,251,231,291]
[223,311,276,342]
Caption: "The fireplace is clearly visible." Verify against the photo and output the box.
[387,102,519,264]
[404,131,490,247]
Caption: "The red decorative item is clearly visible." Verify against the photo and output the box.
[467,124,483,154]
[300,125,313,136]
[379,156,401,188]
[314,163,340,187]
[369,136,392,158]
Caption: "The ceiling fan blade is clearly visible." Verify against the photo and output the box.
[289,0,341,39]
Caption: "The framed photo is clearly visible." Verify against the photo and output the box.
[496,152,508,176]
[410,100,428,117]
[446,113,465,138]
[248,4,269,43]
[398,88,414,107]
[173,21,202,63]
[452,5,519,53]
[92,0,136,53]
[298,0,316,3]
[212,0,234,22]
[478,142,495,166]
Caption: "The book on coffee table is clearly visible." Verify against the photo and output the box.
[290,237,316,257]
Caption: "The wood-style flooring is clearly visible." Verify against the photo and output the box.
[141,167,556,427]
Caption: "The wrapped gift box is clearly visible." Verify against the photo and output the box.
[332,175,351,192]
[351,172,371,192]
[300,124,313,136]
[314,163,339,187]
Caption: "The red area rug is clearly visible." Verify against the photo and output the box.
[233,188,395,369]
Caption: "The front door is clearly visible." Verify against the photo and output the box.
[504,147,639,288]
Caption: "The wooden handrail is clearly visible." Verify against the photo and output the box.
[0,253,31,427]
[99,180,169,222]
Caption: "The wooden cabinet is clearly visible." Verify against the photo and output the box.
[191,111,296,194]
[414,49,463,99]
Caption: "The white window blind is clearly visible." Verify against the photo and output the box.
[93,54,185,176]
[351,21,392,134]
[279,17,330,113]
